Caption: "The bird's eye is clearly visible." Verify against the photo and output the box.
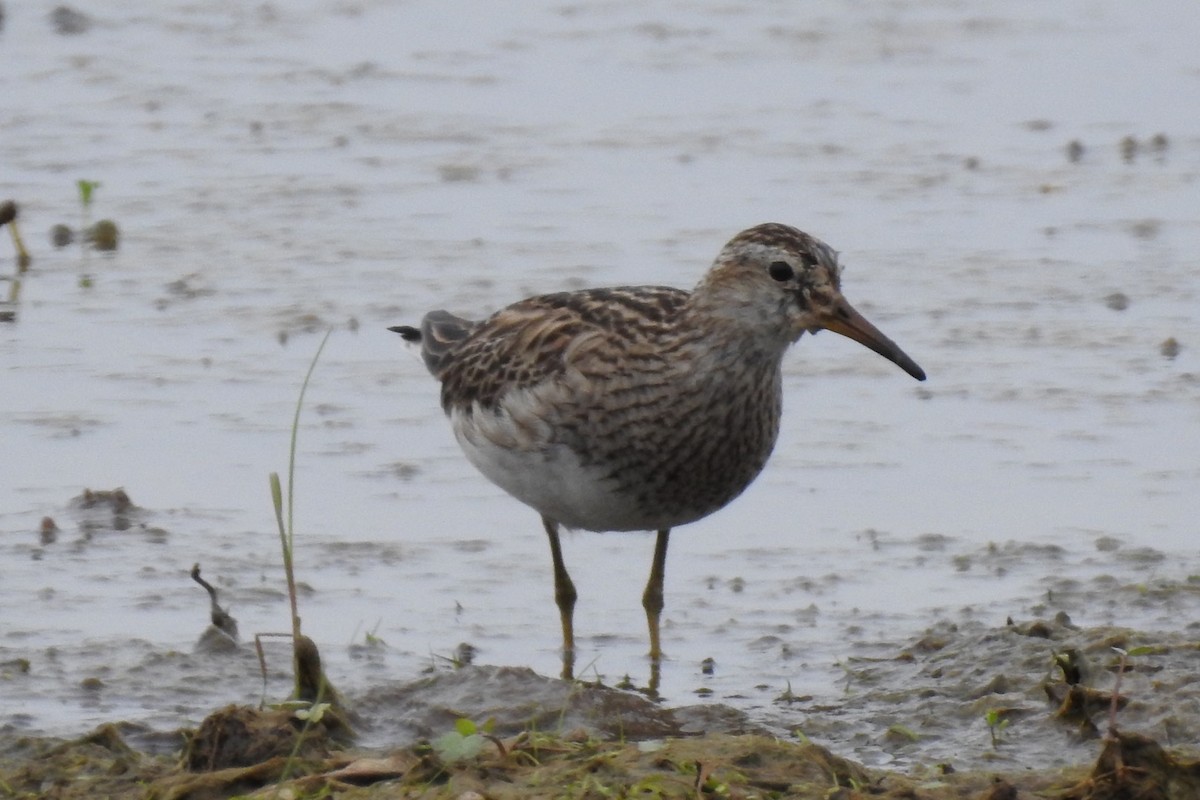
[768,261,794,282]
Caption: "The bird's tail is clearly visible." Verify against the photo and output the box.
[388,310,476,377]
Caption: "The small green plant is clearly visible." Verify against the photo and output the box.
[886,723,920,744]
[348,620,387,649]
[278,682,332,785]
[77,180,98,254]
[294,701,331,724]
[432,717,498,763]
[681,760,739,798]
[775,679,804,705]
[834,657,858,694]
[1105,646,1139,738]
[985,708,1009,748]
[624,773,668,797]
[363,623,386,648]
[77,179,101,209]
[265,330,334,785]
[73,180,119,253]
[270,329,332,695]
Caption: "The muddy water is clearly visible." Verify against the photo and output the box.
[2,0,1198,773]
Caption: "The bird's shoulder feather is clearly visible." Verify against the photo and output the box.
[437,286,690,411]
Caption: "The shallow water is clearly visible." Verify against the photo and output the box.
[2,0,1199,771]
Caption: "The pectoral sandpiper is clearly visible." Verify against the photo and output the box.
[391,223,925,681]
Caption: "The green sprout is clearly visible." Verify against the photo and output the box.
[432,717,498,764]
[985,709,1010,749]
[77,180,101,209]
[363,621,386,648]
[269,329,332,699]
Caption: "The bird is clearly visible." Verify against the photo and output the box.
[390,222,925,682]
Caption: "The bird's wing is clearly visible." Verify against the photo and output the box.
[436,286,689,413]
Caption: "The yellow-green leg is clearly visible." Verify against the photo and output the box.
[543,516,577,680]
[642,529,670,664]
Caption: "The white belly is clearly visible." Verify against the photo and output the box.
[450,406,673,532]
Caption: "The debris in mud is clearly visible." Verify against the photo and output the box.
[1116,132,1169,165]
[196,624,240,653]
[87,219,120,251]
[1120,135,1138,162]
[0,198,31,270]
[1130,219,1160,240]
[161,272,217,302]
[1063,729,1200,800]
[981,778,1020,800]
[794,614,1200,772]
[50,223,73,247]
[293,634,344,709]
[1052,648,1091,686]
[39,515,59,545]
[452,641,478,667]
[0,657,31,677]
[70,486,140,533]
[0,723,172,800]
[1160,337,1181,359]
[248,631,350,728]
[72,487,135,513]
[190,562,239,643]
[50,5,92,35]
[0,719,1096,800]
[4,644,1200,800]
[51,180,122,257]
[1104,292,1129,311]
[1047,683,1126,740]
[357,665,683,744]
[184,704,339,772]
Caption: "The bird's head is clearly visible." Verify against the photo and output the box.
[697,223,926,381]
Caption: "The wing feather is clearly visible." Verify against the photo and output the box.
[435,286,690,413]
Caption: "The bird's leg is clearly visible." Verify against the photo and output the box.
[642,529,671,664]
[542,516,577,680]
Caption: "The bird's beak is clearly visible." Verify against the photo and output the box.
[819,298,926,381]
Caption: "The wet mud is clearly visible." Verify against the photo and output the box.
[4,490,1200,797]
[6,486,1200,799]
[3,660,1199,798]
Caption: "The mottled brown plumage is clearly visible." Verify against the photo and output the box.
[391,222,925,680]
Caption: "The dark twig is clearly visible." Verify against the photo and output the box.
[191,563,239,639]
[1106,647,1128,740]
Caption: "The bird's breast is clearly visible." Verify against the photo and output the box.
[448,352,784,532]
